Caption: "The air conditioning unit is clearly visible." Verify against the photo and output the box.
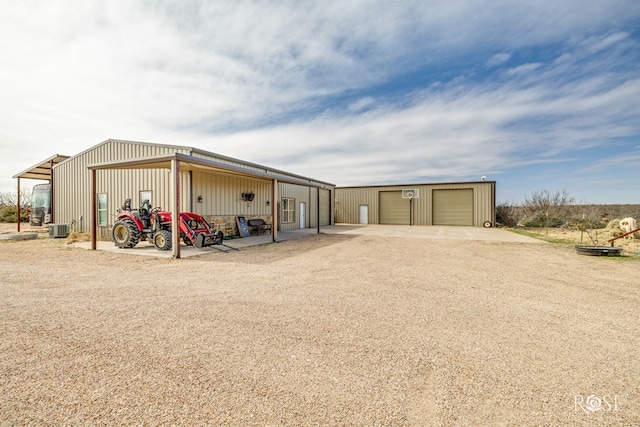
[49,224,69,238]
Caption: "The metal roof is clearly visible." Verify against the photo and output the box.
[12,154,71,180]
[83,139,335,187]
[87,152,334,189]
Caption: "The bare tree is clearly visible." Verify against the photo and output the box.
[522,189,575,233]
[0,188,32,208]
[0,192,16,208]
[575,203,606,245]
[496,201,519,228]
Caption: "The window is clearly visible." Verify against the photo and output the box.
[282,197,295,223]
[97,193,108,226]
[140,191,152,210]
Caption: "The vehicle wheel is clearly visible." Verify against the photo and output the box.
[153,229,172,251]
[112,219,141,248]
[182,232,193,246]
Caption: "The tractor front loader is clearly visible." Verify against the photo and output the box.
[111,199,223,251]
[178,212,224,249]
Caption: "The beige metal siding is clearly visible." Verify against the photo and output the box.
[336,182,495,227]
[336,187,381,224]
[52,139,335,236]
[278,183,311,231]
[379,191,410,224]
[319,189,331,225]
[432,189,474,225]
[190,171,271,217]
[54,140,192,232]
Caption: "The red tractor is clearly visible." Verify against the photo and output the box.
[111,199,224,251]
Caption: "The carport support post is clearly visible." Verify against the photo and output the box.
[171,159,180,259]
[317,187,320,234]
[16,178,21,232]
[50,159,55,223]
[91,169,97,250]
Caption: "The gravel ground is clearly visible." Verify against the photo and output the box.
[1,228,639,426]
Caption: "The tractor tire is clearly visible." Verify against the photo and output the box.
[112,219,141,248]
[153,229,172,251]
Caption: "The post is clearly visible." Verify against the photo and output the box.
[171,159,181,259]
[410,197,413,226]
[91,169,97,250]
[317,187,320,234]
[272,179,278,241]
[16,178,21,232]
[50,159,55,223]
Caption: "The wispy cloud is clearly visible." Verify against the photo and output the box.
[487,53,511,67]
[0,1,638,202]
[506,63,543,76]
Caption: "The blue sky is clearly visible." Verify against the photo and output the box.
[1,0,639,204]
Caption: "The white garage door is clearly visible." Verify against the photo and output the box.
[379,191,410,224]
[432,189,473,226]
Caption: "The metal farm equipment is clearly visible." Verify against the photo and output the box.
[111,199,223,251]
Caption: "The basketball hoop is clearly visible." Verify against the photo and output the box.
[401,189,418,226]
[402,189,419,199]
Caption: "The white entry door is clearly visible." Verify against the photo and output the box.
[299,202,306,229]
[359,205,369,224]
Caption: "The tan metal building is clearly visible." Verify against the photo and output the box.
[335,181,496,227]
[18,139,335,239]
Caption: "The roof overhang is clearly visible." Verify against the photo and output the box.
[88,152,332,189]
[13,154,70,180]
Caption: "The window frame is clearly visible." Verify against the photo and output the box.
[281,197,296,224]
[139,190,152,209]
[97,193,108,226]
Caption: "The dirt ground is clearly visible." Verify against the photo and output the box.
[1,224,639,426]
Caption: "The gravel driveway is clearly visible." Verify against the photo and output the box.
[1,228,638,425]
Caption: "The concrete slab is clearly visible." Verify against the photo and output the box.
[71,224,541,258]
[319,224,543,243]
[71,230,313,258]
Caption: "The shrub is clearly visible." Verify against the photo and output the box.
[0,206,27,223]
[0,206,17,223]
[496,202,519,227]
[522,215,565,228]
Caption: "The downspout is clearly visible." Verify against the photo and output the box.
[188,170,193,213]
[272,179,277,242]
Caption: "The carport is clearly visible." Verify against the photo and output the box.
[12,154,70,232]
[87,153,325,258]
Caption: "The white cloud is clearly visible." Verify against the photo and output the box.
[0,0,639,201]
[506,63,543,76]
[348,97,376,112]
[487,53,511,67]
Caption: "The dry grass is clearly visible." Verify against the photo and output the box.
[65,232,92,243]
[519,220,640,256]
[1,226,639,425]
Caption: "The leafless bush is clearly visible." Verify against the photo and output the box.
[522,189,575,231]
[0,188,32,208]
[571,203,607,245]
[496,202,520,228]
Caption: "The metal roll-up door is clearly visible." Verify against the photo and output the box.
[319,189,330,225]
[379,191,409,224]
[432,189,473,225]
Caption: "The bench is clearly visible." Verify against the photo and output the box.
[247,219,272,235]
